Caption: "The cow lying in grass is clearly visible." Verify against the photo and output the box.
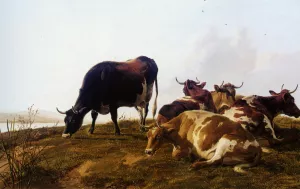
[145,110,262,173]
[156,78,217,124]
[222,85,300,144]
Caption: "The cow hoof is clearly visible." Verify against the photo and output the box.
[62,133,71,138]
[88,130,94,135]
[115,132,121,136]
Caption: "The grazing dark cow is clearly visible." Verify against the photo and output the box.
[222,84,300,143]
[156,78,216,124]
[211,81,244,113]
[56,56,158,137]
[145,110,261,173]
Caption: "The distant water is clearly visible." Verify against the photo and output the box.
[0,122,64,133]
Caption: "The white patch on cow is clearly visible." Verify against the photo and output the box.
[243,95,256,108]
[135,78,147,108]
[217,122,223,127]
[243,140,259,149]
[223,108,255,130]
[178,96,198,103]
[202,138,238,162]
[146,83,154,102]
[263,115,281,140]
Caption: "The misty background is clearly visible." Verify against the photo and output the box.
[0,0,300,123]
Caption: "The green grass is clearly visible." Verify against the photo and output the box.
[3,118,300,189]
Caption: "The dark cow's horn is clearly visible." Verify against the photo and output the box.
[220,81,224,87]
[290,84,298,94]
[56,107,67,114]
[195,77,200,84]
[175,77,185,85]
[281,84,285,91]
[72,106,79,114]
[234,82,244,89]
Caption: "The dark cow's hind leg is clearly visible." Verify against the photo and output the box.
[89,110,98,134]
[110,106,120,135]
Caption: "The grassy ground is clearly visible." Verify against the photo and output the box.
[1,117,300,189]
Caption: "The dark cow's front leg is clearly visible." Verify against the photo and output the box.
[110,106,120,135]
[89,110,98,134]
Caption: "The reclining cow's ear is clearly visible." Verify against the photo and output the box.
[269,90,278,96]
[198,82,206,89]
[164,127,175,135]
[214,85,220,92]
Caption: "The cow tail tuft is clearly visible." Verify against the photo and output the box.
[152,78,158,119]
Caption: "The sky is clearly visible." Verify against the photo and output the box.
[0,0,300,122]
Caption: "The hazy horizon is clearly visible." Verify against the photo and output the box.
[1,0,300,123]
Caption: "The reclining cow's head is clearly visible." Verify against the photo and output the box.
[214,81,243,100]
[176,77,206,96]
[145,125,174,156]
[56,106,89,137]
[269,84,300,118]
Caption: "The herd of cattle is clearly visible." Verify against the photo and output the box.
[56,56,300,173]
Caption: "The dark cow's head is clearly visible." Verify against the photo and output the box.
[56,107,89,137]
[145,126,174,156]
[269,84,300,118]
[176,77,206,96]
[214,81,243,100]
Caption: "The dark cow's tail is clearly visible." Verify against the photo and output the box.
[152,78,158,118]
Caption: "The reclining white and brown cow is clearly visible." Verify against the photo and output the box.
[222,85,300,144]
[145,110,262,173]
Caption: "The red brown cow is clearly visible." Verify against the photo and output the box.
[145,110,262,173]
[156,78,216,124]
[222,85,300,143]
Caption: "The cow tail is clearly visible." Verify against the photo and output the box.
[152,78,158,119]
[233,147,262,174]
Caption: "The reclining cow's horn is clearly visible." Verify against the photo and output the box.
[281,84,285,91]
[175,77,185,85]
[220,81,224,87]
[56,107,67,114]
[72,106,79,114]
[289,84,298,94]
[234,82,244,89]
[195,77,200,84]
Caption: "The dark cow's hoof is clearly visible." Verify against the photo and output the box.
[115,132,121,136]
[88,130,94,135]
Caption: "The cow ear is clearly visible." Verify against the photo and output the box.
[214,85,220,92]
[164,127,175,135]
[198,82,206,88]
[269,90,277,96]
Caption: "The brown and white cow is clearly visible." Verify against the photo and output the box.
[222,85,300,143]
[211,81,244,113]
[145,110,262,173]
[156,78,217,124]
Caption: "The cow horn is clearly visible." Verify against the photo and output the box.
[290,84,298,94]
[220,81,224,87]
[175,77,185,85]
[281,84,285,91]
[72,106,79,114]
[234,82,244,89]
[195,77,200,84]
[56,107,67,114]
